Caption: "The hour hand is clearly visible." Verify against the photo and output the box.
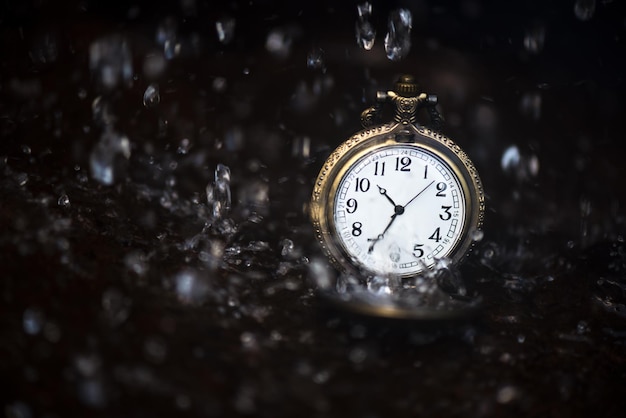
[377,185,397,207]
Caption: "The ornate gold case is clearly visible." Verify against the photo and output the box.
[310,76,485,278]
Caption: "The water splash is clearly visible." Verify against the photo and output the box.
[384,9,412,61]
[355,2,376,50]
[206,164,232,220]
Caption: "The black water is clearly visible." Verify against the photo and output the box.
[2,1,625,417]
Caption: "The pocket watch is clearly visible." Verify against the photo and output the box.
[310,75,484,279]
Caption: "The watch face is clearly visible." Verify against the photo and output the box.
[333,144,466,276]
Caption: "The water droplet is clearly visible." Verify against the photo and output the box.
[471,229,484,242]
[501,145,539,180]
[164,40,181,60]
[15,172,29,187]
[280,238,296,259]
[224,127,244,152]
[23,308,44,335]
[308,258,334,289]
[523,22,546,54]
[574,0,596,21]
[355,2,376,50]
[497,385,520,404]
[356,21,376,50]
[266,28,292,58]
[517,334,526,343]
[212,77,227,92]
[216,17,236,44]
[367,276,393,295]
[156,18,180,60]
[292,135,311,159]
[306,47,325,70]
[101,288,131,326]
[144,336,168,363]
[75,353,101,377]
[384,9,412,61]
[175,269,209,305]
[177,138,191,154]
[206,164,231,220]
[576,320,590,334]
[246,241,270,252]
[143,53,166,79]
[519,91,542,120]
[89,35,133,90]
[156,17,177,45]
[44,321,61,343]
[501,145,521,172]
[30,32,58,65]
[77,377,107,407]
[143,84,160,107]
[91,96,116,127]
[124,252,148,277]
[22,144,31,155]
[240,332,259,350]
[357,2,372,19]
[349,346,368,363]
[58,194,70,207]
[5,401,32,418]
[89,128,131,186]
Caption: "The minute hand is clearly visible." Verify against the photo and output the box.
[403,180,435,208]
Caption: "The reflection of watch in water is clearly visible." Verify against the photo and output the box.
[310,75,485,279]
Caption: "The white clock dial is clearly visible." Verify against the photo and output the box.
[333,144,466,276]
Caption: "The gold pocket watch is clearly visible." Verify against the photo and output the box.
[310,75,484,279]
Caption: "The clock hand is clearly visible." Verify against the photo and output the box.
[403,180,435,208]
[367,182,434,254]
[377,185,397,207]
[367,204,406,253]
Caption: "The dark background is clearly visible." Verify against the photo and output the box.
[1,0,626,417]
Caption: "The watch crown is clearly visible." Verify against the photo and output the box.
[395,74,419,97]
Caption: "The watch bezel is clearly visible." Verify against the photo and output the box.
[310,122,484,278]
